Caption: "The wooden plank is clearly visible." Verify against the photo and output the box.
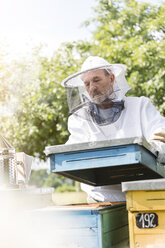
[32,208,98,229]
[111,239,129,248]
[39,228,100,248]
[122,178,165,192]
[45,137,156,156]
[53,145,140,172]
[101,206,128,233]
[100,205,129,248]
[30,204,130,248]
[128,210,165,248]
[127,190,165,211]
[102,225,129,248]
[54,164,162,186]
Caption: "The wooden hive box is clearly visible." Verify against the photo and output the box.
[45,137,164,186]
[122,179,165,248]
[30,203,129,248]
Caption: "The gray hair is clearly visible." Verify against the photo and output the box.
[104,68,113,76]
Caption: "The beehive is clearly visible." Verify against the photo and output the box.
[30,203,129,248]
[122,179,165,248]
[45,137,163,186]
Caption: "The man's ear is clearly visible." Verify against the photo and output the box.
[109,73,115,85]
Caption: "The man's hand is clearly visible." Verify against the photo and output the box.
[150,130,165,143]
[150,129,165,164]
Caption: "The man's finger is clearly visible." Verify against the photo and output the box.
[151,131,165,143]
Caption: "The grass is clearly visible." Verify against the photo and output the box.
[52,191,88,205]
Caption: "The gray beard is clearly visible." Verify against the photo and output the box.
[91,90,116,104]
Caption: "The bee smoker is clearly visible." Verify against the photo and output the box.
[0,135,17,187]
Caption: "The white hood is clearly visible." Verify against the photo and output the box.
[62,56,130,125]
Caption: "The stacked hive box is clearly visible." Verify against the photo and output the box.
[45,137,164,247]
[122,179,165,248]
[31,203,129,248]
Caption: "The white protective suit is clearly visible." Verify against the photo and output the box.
[63,56,165,202]
[66,96,165,202]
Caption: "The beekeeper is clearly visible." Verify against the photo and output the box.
[62,56,165,203]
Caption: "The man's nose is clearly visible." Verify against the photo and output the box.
[89,82,97,92]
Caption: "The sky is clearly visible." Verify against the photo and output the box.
[0,0,96,58]
[0,0,164,59]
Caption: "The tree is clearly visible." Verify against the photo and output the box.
[0,0,164,160]
[82,0,165,115]
[1,45,82,159]
[29,169,48,188]
[29,169,76,191]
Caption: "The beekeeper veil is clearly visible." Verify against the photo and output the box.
[62,56,130,126]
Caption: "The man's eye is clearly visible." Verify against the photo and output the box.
[94,79,100,82]
[85,82,89,87]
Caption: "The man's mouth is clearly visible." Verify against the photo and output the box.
[92,90,102,98]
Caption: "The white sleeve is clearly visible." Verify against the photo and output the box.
[150,139,165,163]
[150,127,165,164]
[66,114,89,145]
[140,97,165,163]
[140,97,165,140]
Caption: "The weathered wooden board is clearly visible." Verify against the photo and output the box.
[30,203,129,248]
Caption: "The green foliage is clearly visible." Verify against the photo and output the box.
[1,44,87,159]
[29,169,76,191]
[29,169,48,188]
[55,184,76,193]
[0,0,164,161]
[43,173,67,188]
[82,0,165,115]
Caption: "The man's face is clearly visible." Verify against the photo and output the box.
[82,69,114,104]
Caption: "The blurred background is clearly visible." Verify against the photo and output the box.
[0,0,164,203]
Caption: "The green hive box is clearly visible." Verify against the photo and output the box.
[30,203,129,248]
